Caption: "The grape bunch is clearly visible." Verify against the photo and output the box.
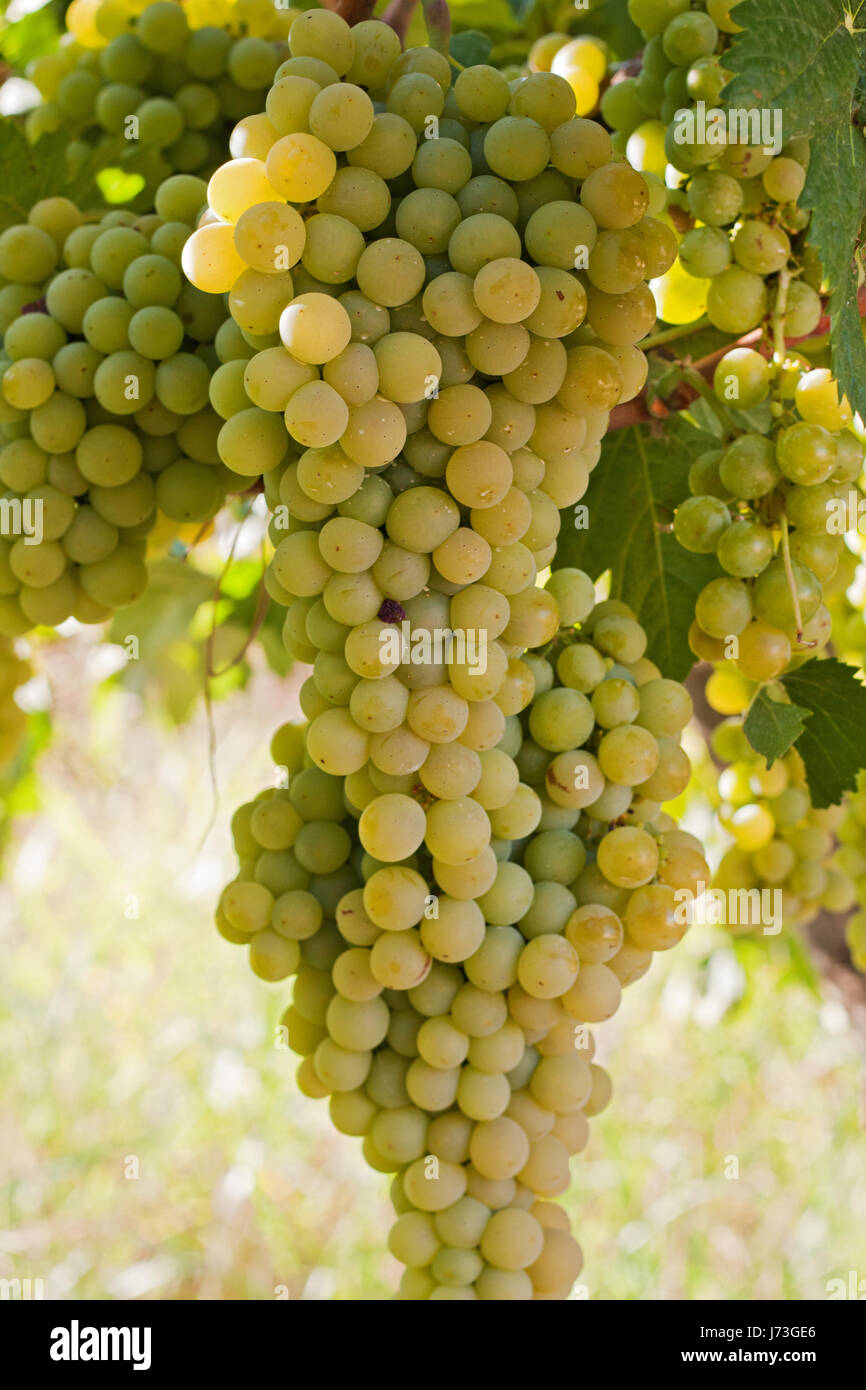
[190,8,707,1296]
[599,0,821,335]
[217,584,706,1301]
[0,176,240,635]
[678,353,862,684]
[0,635,31,764]
[710,716,851,933]
[26,0,288,192]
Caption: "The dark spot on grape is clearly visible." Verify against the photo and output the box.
[22,298,47,315]
[378,599,406,623]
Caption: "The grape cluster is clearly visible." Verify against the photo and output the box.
[26,0,287,191]
[217,586,705,1300]
[600,0,821,335]
[710,716,850,932]
[0,635,30,764]
[679,354,862,683]
[192,9,705,1297]
[0,177,237,634]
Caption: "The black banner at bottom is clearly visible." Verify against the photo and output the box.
[0,1299,858,1375]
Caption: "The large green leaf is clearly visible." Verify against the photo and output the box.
[553,418,721,680]
[724,0,866,419]
[778,658,866,808]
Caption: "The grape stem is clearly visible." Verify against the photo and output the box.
[382,0,420,40]
[639,316,711,350]
[421,0,450,53]
[329,0,379,22]
[609,284,866,432]
[677,365,739,436]
[772,268,792,365]
[779,512,813,647]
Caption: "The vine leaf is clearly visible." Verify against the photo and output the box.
[553,419,720,681]
[449,29,492,67]
[779,659,866,808]
[0,123,140,230]
[0,7,60,68]
[743,687,811,766]
[723,0,866,419]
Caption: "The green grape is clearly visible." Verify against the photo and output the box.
[684,450,728,501]
[670,492,733,550]
[686,171,743,227]
[156,459,222,521]
[4,312,66,362]
[662,11,718,64]
[753,559,821,629]
[732,220,791,275]
[46,269,108,334]
[716,520,774,578]
[93,350,155,415]
[762,156,807,203]
[456,174,519,223]
[735,620,792,681]
[90,228,149,289]
[776,422,837,485]
[79,543,147,608]
[695,576,753,638]
[2,358,56,410]
[707,0,747,32]
[448,214,522,279]
[628,0,690,39]
[686,55,730,104]
[782,280,822,337]
[52,342,103,398]
[82,296,135,355]
[706,268,769,334]
[713,348,771,408]
[122,254,182,310]
[0,224,58,283]
[90,472,155,527]
[154,353,211,416]
[585,282,655,345]
[719,433,779,498]
[386,72,446,134]
[679,226,731,279]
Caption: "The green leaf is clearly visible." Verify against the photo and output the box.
[723,0,866,419]
[776,657,866,808]
[107,558,214,659]
[0,121,140,229]
[743,686,811,766]
[554,419,721,679]
[0,6,60,69]
[449,29,493,67]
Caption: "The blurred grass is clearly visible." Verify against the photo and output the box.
[1,639,865,1300]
